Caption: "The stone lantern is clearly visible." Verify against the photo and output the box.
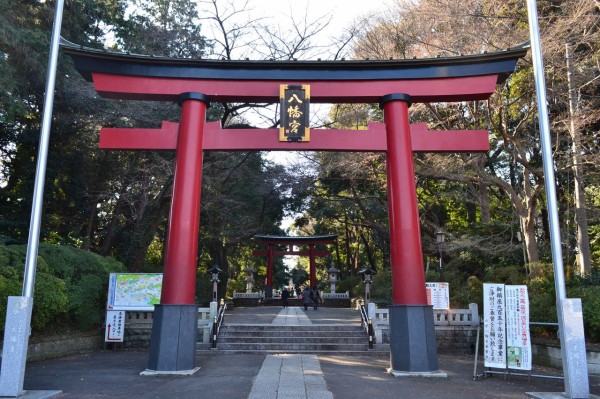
[328,263,340,293]
[244,266,255,293]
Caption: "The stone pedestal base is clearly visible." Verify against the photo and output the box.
[265,285,273,299]
[0,297,33,397]
[558,298,590,399]
[147,304,197,372]
[388,305,441,374]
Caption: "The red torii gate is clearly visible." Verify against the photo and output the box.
[253,234,338,295]
[62,40,526,375]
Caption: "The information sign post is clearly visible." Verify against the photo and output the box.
[105,310,125,343]
[483,284,532,371]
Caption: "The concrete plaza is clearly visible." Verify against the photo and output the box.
[13,307,600,398]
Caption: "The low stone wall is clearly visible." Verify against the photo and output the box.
[233,292,261,307]
[531,342,600,376]
[26,331,103,361]
[377,325,478,354]
[233,297,262,307]
[123,311,153,348]
[371,304,479,354]
[321,298,351,308]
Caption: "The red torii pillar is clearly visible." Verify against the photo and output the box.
[308,244,316,288]
[381,94,437,373]
[148,93,208,371]
[266,244,274,294]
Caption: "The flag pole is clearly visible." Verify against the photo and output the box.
[525,1,589,397]
[0,0,65,396]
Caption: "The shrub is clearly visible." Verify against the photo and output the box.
[336,275,362,297]
[0,242,126,334]
[450,275,483,309]
[370,270,392,306]
[567,279,600,342]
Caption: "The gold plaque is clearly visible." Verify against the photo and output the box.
[279,85,310,142]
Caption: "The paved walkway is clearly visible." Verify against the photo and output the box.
[11,306,600,399]
[248,354,333,399]
[270,306,313,326]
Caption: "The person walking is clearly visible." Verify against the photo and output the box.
[311,287,320,311]
[281,287,290,308]
[302,286,310,311]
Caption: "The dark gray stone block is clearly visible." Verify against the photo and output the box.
[147,304,197,371]
[388,305,439,372]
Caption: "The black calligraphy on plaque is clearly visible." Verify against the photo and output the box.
[279,85,310,142]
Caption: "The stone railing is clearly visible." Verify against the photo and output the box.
[369,303,480,353]
[322,291,349,299]
[124,307,213,346]
[232,291,262,307]
[369,303,479,327]
[233,291,262,299]
[434,303,480,326]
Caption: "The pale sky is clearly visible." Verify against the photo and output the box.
[196,0,391,60]
[246,0,389,34]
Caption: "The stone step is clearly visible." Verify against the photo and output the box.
[214,322,370,353]
[216,342,369,352]
[219,324,363,332]
[218,336,366,344]
[219,331,365,338]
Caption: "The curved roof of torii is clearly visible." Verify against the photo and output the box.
[62,39,528,83]
[254,235,338,245]
[60,39,528,103]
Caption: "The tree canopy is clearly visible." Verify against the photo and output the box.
[0,0,598,318]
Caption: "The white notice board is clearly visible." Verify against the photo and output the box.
[425,282,450,310]
[483,283,507,368]
[505,285,532,370]
[104,310,125,342]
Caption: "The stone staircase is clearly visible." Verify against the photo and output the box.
[215,324,369,353]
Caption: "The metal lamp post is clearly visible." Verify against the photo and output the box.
[435,230,446,282]
[359,266,377,306]
[208,264,222,303]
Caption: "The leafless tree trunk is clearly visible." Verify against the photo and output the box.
[565,42,592,275]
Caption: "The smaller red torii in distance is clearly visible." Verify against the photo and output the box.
[253,235,338,296]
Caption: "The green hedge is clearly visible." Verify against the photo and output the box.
[0,242,126,334]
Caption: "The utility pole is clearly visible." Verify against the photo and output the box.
[565,42,591,276]
[526,1,590,397]
[0,0,65,396]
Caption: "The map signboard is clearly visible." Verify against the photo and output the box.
[107,273,162,311]
[425,282,450,310]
